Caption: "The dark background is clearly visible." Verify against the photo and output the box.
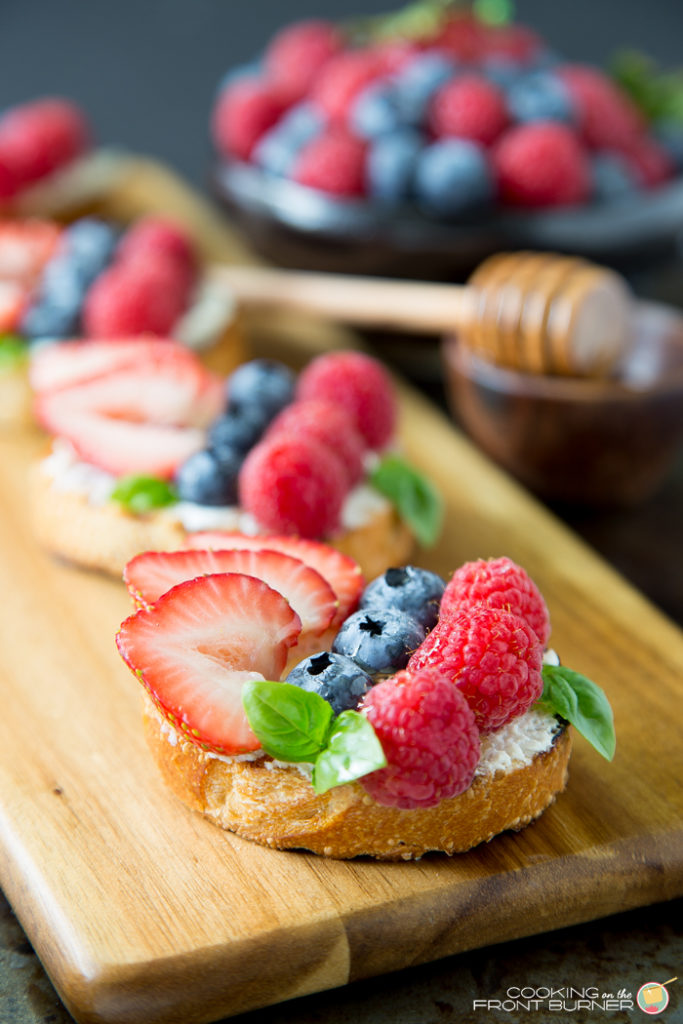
[1,0,682,625]
[2,0,683,189]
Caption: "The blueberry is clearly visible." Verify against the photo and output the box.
[62,219,118,279]
[351,84,402,139]
[360,566,447,631]
[285,651,375,715]
[21,300,80,340]
[174,449,239,506]
[208,404,267,456]
[227,359,296,423]
[252,133,297,176]
[332,608,427,676]
[394,53,457,125]
[253,105,323,177]
[277,102,324,144]
[481,57,525,90]
[415,139,494,218]
[20,218,118,340]
[39,259,85,309]
[507,72,574,125]
[591,154,639,202]
[367,129,423,203]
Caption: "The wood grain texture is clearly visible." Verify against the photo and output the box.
[1,158,682,1024]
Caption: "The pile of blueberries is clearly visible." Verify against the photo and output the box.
[174,358,296,506]
[286,565,447,713]
[21,219,117,340]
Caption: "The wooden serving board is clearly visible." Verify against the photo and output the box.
[1,158,683,1024]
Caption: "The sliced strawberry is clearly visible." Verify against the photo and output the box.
[0,279,28,332]
[116,572,302,754]
[33,340,224,477]
[42,363,213,427]
[30,337,184,393]
[184,531,364,623]
[30,338,224,426]
[0,220,62,285]
[124,548,338,634]
[36,394,205,478]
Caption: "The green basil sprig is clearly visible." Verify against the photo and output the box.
[536,664,616,761]
[370,453,444,547]
[242,680,386,794]
[0,334,28,369]
[111,475,178,514]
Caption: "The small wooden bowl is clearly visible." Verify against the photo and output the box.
[443,301,683,506]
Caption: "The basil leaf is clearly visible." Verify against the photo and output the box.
[537,664,616,761]
[611,49,683,124]
[0,334,28,369]
[242,680,334,762]
[312,710,387,794]
[110,475,177,514]
[370,453,444,547]
[473,0,514,27]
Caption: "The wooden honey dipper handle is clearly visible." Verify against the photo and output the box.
[211,253,632,377]
[211,264,477,335]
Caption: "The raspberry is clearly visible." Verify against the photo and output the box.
[117,217,197,289]
[238,433,347,538]
[480,23,542,64]
[624,138,674,188]
[440,557,550,646]
[267,398,365,486]
[82,262,187,337]
[374,40,422,75]
[212,78,286,161]
[430,75,508,147]
[408,606,543,733]
[0,159,19,200]
[292,129,367,196]
[493,122,591,207]
[359,667,481,809]
[265,20,343,104]
[433,14,486,62]
[313,50,382,122]
[296,351,396,450]
[557,65,644,154]
[0,98,89,188]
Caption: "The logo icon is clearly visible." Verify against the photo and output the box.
[637,977,677,1015]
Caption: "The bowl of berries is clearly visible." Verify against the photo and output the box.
[209,3,683,281]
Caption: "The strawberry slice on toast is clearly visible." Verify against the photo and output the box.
[185,531,364,623]
[124,547,338,635]
[30,337,200,393]
[36,397,206,478]
[116,572,302,755]
[34,339,225,478]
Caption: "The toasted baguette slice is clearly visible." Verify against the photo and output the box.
[142,695,571,860]
[30,461,415,582]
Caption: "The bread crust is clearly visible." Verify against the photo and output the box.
[0,363,33,430]
[30,464,188,575]
[31,463,415,582]
[142,695,572,860]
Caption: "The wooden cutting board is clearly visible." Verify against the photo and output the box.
[1,158,682,1024]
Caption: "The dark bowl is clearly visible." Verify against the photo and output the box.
[442,301,683,506]
[212,159,683,282]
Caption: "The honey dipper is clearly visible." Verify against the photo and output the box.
[213,251,632,377]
